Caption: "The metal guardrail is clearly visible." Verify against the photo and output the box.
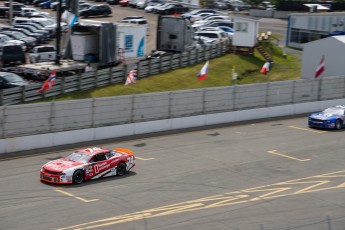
[0,42,229,106]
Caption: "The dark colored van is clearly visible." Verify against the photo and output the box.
[0,44,26,68]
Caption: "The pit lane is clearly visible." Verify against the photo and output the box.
[1,116,345,230]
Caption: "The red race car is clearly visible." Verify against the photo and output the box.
[40,147,135,184]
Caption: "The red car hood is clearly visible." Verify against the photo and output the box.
[43,158,83,172]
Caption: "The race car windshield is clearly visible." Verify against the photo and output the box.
[323,108,344,116]
[66,152,91,163]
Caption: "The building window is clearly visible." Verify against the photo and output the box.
[300,31,310,43]
[235,22,248,32]
[290,29,300,43]
[310,33,321,41]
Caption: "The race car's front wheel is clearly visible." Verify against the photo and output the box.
[73,170,84,184]
[335,119,342,130]
[116,162,127,176]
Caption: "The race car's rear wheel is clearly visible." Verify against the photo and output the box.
[335,119,342,130]
[116,162,127,176]
[73,170,84,184]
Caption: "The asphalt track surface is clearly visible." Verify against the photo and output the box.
[0,6,337,230]
[1,116,345,230]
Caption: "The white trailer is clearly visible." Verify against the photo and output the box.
[117,23,147,59]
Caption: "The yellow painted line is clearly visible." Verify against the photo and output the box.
[57,170,345,230]
[267,150,311,162]
[136,156,154,161]
[288,125,327,133]
[55,189,99,203]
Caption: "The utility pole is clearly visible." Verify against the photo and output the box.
[9,0,13,26]
[55,0,62,65]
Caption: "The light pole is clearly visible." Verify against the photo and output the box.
[9,0,13,26]
[55,0,62,65]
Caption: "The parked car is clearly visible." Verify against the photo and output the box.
[121,15,144,20]
[199,26,234,38]
[106,0,119,5]
[0,7,9,18]
[0,34,27,51]
[194,35,217,46]
[151,3,176,13]
[3,27,44,44]
[119,0,129,7]
[38,0,55,9]
[227,1,251,11]
[181,8,218,21]
[31,17,68,33]
[308,105,345,130]
[79,2,93,10]
[136,0,161,9]
[15,24,50,41]
[0,4,23,18]
[0,30,37,48]
[145,50,169,59]
[18,22,54,38]
[195,20,234,31]
[156,4,189,15]
[40,146,136,184]
[26,12,52,18]
[50,0,66,11]
[0,44,26,68]
[257,1,275,10]
[20,7,50,17]
[144,2,162,12]
[213,1,228,10]
[135,0,147,9]
[189,12,216,23]
[79,4,112,18]
[193,15,230,27]
[195,30,230,43]
[29,45,56,63]
[0,72,28,89]
[33,0,46,6]
[3,2,26,10]
[128,0,139,8]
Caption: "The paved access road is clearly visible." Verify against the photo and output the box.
[1,116,345,230]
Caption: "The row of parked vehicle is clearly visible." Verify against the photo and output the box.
[116,1,234,49]
[0,2,69,69]
[185,9,234,45]
[28,0,114,18]
[121,0,191,15]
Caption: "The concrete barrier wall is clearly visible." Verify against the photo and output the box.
[294,80,318,103]
[267,81,294,106]
[205,87,234,112]
[1,76,345,140]
[321,77,345,100]
[2,98,345,154]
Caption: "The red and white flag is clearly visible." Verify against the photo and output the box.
[38,70,56,93]
[314,55,325,79]
[260,62,270,75]
[125,67,137,85]
[198,61,209,80]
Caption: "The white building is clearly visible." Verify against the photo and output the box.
[232,16,259,47]
[301,35,345,79]
[287,12,345,50]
